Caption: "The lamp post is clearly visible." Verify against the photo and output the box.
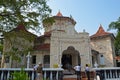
[26,52,31,68]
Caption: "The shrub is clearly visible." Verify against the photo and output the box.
[10,68,29,80]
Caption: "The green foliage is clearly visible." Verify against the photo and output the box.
[43,78,50,80]
[108,17,120,55]
[0,44,3,52]
[10,68,29,80]
[0,0,51,32]
[43,17,55,27]
[108,17,120,32]
[3,28,36,62]
[114,32,120,55]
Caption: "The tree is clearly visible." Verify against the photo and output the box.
[108,17,120,55]
[0,0,53,68]
[11,68,29,80]
[0,34,3,53]
[0,0,51,33]
[108,17,120,31]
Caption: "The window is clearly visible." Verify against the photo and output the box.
[100,55,105,65]
[32,55,36,64]
[44,55,50,68]
[44,55,50,63]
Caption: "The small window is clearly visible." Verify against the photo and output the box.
[44,55,50,68]
[32,55,36,64]
[44,55,50,64]
[100,55,104,65]
[101,55,103,57]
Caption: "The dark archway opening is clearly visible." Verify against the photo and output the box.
[62,54,72,69]
[61,46,81,71]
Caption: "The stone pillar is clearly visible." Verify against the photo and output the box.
[26,52,31,68]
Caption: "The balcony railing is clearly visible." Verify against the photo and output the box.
[94,67,120,80]
[0,68,63,80]
[1,67,120,80]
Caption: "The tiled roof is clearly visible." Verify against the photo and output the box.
[12,24,27,31]
[16,24,26,30]
[90,24,111,38]
[56,11,63,16]
[37,29,66,40]
[34,43,50,50]
[44,31,52,37]
[53,11,76,25]
[115,56,120,60]
[36,31,52,41]
[11,24,37,37]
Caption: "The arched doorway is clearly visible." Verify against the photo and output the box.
[61,46,80,69]
[62,54,72,69]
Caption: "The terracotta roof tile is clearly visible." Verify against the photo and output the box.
[44,31,51,37]
[17,24,26,30]
[56,11,63,16]
[51,11,76,25]
[91,24,111,38]
[115,56,120,60]
[36,31,52,41]
[11,24,37,37]
[13,24,27,31]
[34,43,50,50]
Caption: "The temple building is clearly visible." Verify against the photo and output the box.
[2,12,116,70]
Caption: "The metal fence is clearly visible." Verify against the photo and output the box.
[0,68,63,80]
[94,67,120,80]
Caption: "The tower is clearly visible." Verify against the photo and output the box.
[43,11,91,69]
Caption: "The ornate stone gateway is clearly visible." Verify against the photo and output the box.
[61,46,81,69]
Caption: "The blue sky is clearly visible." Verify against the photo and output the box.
[48,0,120,35]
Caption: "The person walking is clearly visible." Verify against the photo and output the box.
[74,64,81,80]
[85,64,90,80]
[34,62,43,80]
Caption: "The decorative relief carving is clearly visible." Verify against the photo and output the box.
[60,40,85,44]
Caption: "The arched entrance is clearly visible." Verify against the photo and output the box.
[62,54,72,69]
[61,46,80,69]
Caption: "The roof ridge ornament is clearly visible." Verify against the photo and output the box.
[90,24,112,38]
[70,14,73,19]
[96,24,105,34]
[56,10,63,16]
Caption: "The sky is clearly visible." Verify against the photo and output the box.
[47,0,120,35]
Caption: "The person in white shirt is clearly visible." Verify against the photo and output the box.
[85,64,90,80]
[74,64,81,80]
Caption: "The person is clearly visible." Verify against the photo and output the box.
[96,71,100,80]
[85,64,90,80]
[34,62,43,80]
[74,64,81,80]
